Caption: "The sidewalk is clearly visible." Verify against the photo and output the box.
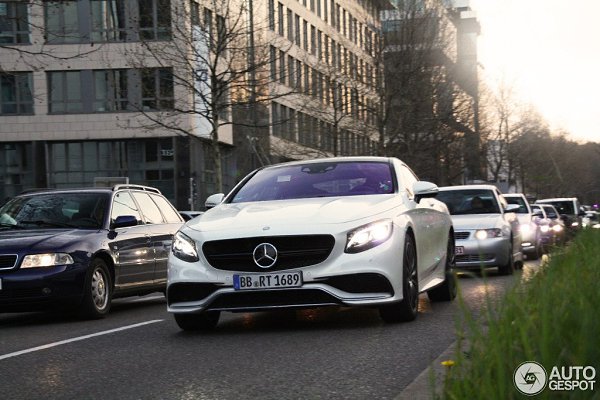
[395,341,457,400]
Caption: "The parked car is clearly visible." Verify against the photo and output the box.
[179,210,204,221]
[0,185,184,318]
[535,197,585,235]
[503,193,543,259]
[167,157,456,330]
[435,185,522,275]
[531,204,566,248]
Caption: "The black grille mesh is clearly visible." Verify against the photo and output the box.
[202,235,335,272]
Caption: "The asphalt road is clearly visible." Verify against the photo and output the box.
[0,260,542,400]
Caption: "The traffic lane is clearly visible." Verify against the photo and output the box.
[0,265,527,400]
[0,294,168,356]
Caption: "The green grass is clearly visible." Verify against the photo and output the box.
[442,230,600,400]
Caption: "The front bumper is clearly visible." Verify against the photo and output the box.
[454,236,511,269]
[167,229,409,314]
[0,263,88,312]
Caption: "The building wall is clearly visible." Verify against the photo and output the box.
[0,0,234,208]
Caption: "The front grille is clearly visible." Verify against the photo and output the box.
[321,273,394,295]
[454,232,470,240]
[456,254,494,263]
[203,235,335,272]
[0,254,18,270]
[207,289,341,311]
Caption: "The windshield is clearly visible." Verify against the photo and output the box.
[541,206,558,219]
[231,161,395,203]
[0,192,109,229]
[505,196,529,214]
[538,200,575,215]
[436,189,501,215]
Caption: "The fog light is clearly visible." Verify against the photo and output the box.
[42,287,52,295]
[522,242,532,247]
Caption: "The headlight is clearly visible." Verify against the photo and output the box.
[540,225,550,233]
[21,253,74,269]
[346,219,393,253]
[474,228,503,240]
[172,231,199,262]
[519,224,532,234]
[552,225,563,232]
[571,222,579,227]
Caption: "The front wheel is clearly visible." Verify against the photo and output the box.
[79,258,112,319]
[498,241,515,275]
[174,311,221,331]
[380,233,418,323]
[427,233,457,302]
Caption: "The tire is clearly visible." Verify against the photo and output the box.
[498,241,515,275]
[79,258,112,319]
[427,232,457,302]
[174,311,221,331]
[379,233,419,323]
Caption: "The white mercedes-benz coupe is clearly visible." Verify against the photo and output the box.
[167,157,456,330]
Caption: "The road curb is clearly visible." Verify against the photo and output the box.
[395,340,457,400]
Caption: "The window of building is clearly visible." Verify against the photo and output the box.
[270,46,277,81]
[141,68,174,110]
[90,0,128,42]
[48,71,83,113]
[93,69,129,112]
[45,0,171,44]
[277,2,284,36]
[0,72,33,115]
[268,0,274,30]
[286,9,293,42]
[310,25,316,56]
[0,1,29,44]
[302,20,308,51]
[139,0,171,40]
[294,14,300,46]
[287,55,295,88]
[216,14,226,53]
[279,50,286,84]
[45,1,80,44]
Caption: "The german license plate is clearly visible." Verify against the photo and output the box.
[233,271,302,290]
[455,246,465,255]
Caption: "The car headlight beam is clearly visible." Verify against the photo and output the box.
[474,228,502,240]
[346,220,393,253]
[172,231,199,262]
[21,253,74,269]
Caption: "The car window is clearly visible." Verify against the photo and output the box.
[230,161,395,203]
[540,200,575,215]
[150,194,182,223]
[436,189,501,215]
[132,192,165,224]
[111,191,143,225]
[505,196,529,214]
[542,206,558,219]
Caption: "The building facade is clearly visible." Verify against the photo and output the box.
[0,0,390,207]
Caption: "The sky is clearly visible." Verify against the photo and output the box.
[469,0,600,143]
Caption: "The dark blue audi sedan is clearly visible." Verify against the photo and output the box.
[0,185,183,318]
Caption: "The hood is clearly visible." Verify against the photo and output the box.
[187,195,400,232]
[451,214,503,230]
[0,228,98,252]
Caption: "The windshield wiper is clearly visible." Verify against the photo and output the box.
[19,220,77,228]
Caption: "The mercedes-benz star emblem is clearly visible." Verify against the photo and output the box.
[253,243,278,269]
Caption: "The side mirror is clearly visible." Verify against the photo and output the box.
[413,181,439,203]
[112,215,138,229]
[505,204,520,213]
[205,193,225,210]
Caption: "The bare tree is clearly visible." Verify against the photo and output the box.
[121,0,297,197]
[379,0,477,184]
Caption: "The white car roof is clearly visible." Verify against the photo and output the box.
[536,198,577,202]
